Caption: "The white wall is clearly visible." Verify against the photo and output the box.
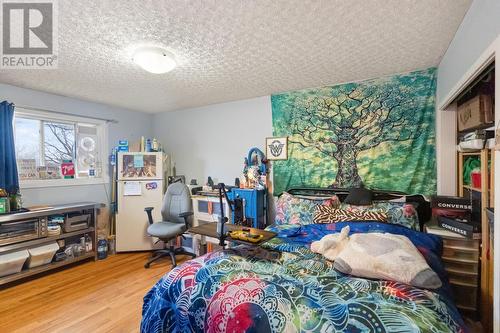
[436,0,500,196]
[0,83,154,206]
[153,96,272,186]
[437,0,500,104]
[436,1,500,329]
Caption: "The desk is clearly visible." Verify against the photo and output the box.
[190,195,232,254]
[189,223,276,247]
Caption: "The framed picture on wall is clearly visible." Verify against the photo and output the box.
[266,137,288,160]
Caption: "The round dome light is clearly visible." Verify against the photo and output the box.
[132,47,176,74]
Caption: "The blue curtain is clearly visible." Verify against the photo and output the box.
[0,101,19,194]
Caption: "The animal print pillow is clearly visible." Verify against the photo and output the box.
[340,202,419,229]
[275,192,340,225]
[313,205,388,223]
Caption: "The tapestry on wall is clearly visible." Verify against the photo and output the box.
[271,67,437,196]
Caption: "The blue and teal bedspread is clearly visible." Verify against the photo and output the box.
[141,222,467,332]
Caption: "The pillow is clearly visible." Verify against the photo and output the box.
[333,232,442,289]
[344,187,373,205]
[340,201,419,229]
[275,192,340,225]
[313,205,388,223]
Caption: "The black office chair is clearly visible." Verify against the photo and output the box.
[144,182,196,268]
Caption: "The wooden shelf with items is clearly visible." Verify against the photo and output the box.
[457,119,495,332]
[458,148,494,329]
[454,62,495,331]
[460,151,482,156]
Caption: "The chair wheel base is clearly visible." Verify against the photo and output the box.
[144,246,196,269]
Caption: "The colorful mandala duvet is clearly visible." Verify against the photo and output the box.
[141,222,467,333]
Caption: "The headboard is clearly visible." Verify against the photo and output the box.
[285,187,431,231]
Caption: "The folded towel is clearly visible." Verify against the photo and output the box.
[310,226,350,261]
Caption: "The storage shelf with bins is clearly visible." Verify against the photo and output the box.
[0,202,100,286]
[426,223,481,315]
[0,252,95,285]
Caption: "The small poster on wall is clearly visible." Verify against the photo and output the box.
[18,159,38,180]
[266,137,288,160]
[61,160,75,179]
[121,154,157,178]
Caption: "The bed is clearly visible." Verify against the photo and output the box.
[141,188,467,333]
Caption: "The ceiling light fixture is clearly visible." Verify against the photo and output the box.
[132,46,176,74]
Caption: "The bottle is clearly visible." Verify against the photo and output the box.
[17,193,24,210]
[88,164,96,178]
[152,138,159,152]
[9,192,18,211]
[110,147,117,166]
[97,237,108,260]
[146,138,152,152]
[85,234,92,252]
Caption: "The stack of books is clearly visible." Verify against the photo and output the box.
[431,196,481,239]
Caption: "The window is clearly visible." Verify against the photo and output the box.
[14,108,108,187]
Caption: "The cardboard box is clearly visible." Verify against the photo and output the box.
[437,216,480,239]
[431,195,472,210]
[458,94,493,131]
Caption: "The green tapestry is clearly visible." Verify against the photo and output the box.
[271,68,437,196]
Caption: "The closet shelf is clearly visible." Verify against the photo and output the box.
[462,185,483,193]
[460,151,482,156]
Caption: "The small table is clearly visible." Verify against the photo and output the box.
[188,223,277,247]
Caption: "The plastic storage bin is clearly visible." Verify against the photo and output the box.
[0,250,29,277]
[443,238,480,249]
[26,242,59,268]
[442,245,479,262]
[442,258,479,273]
[450,283,478,309]
[458,139,485,151]
[447,270,479,285]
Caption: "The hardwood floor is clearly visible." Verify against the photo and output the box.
[0,253,187,333]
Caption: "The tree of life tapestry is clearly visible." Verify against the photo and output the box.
[271,68,436,196]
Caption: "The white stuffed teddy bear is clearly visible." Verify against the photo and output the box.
[310,226,350,261]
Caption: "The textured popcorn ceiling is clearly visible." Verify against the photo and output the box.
[0,0,471,113]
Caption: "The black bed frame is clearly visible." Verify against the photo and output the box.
[285,187,431,231]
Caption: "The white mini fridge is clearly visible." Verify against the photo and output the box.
[116,152,166,252]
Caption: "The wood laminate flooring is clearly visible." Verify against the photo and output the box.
[0,253,185,333]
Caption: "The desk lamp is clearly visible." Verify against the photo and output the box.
[214,183,243,247]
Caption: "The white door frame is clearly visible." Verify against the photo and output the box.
[438,34,500,332]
